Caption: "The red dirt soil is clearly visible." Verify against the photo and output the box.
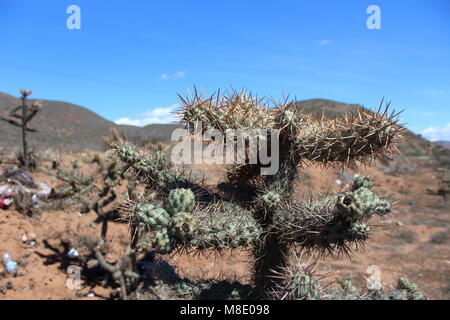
[0,153,449,300]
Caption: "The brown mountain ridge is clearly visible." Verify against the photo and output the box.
[0,92,177,151]
[1,91,448,167]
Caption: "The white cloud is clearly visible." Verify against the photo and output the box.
[161,71,186,80]
[419,88,450,97]
[174,71,186,79]
[114,117,143,126]
[114,104,179,127]
[421,123,450,141]
[419,88,439,96]
[317,39,331,46]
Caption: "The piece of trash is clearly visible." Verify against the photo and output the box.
[2,253,18,275]
[0,198,13,209]
[335,178,342,185]
[4,169,36,188]
[31,194,40,208]
[36,182,51,198]
[0,191,14,198]
[68,248,79,259]
[20,233,36,246]
[0,185,14,209]
[0,185,14,197]
[86,292,95,297]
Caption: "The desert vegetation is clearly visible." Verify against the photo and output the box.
[2,88,449,300]
[0,90,41,168]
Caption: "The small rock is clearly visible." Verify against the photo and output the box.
[21,234,28,243]
[396,221,403,227]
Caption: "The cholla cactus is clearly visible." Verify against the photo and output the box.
[111,88,418,299]
[437,168,450,201]
[44,154,128,239]
[0,90,41,167]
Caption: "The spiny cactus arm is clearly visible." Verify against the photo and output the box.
[0,116,38,132]
[114,142,176,183]
[268,258,325,300]
[11,102,41,123]
[49,184,75,198]
[94,244,139,300]
[277,272,426,300]
[294,108,404,167]
[188,201,262,251]
[94,249,117,274]
[0,97,40,131]
[177,89,274,133]
[126,199,262,255]
[270,177,390,254]
[113,141,218,202]
[269,255,426,301]
[84,155,124,187]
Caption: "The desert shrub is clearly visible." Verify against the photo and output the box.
[430,230,449,245]
[396,230,418,244]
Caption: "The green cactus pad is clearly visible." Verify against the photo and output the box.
[166,188,196,215]
[151,229,176,254]
[352,176,373,190]
[117,144,139,163]
[287,273,321,300]
[260,191,282,207]
[337,187,390,221]
[348,222,371,241]
[132,203,171,230]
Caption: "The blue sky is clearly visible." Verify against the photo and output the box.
[0,0,449,140]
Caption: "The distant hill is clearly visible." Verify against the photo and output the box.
[293,99,450,168]
[0,92,177,151]
[436,141,450,149]
[1,92,449,168]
